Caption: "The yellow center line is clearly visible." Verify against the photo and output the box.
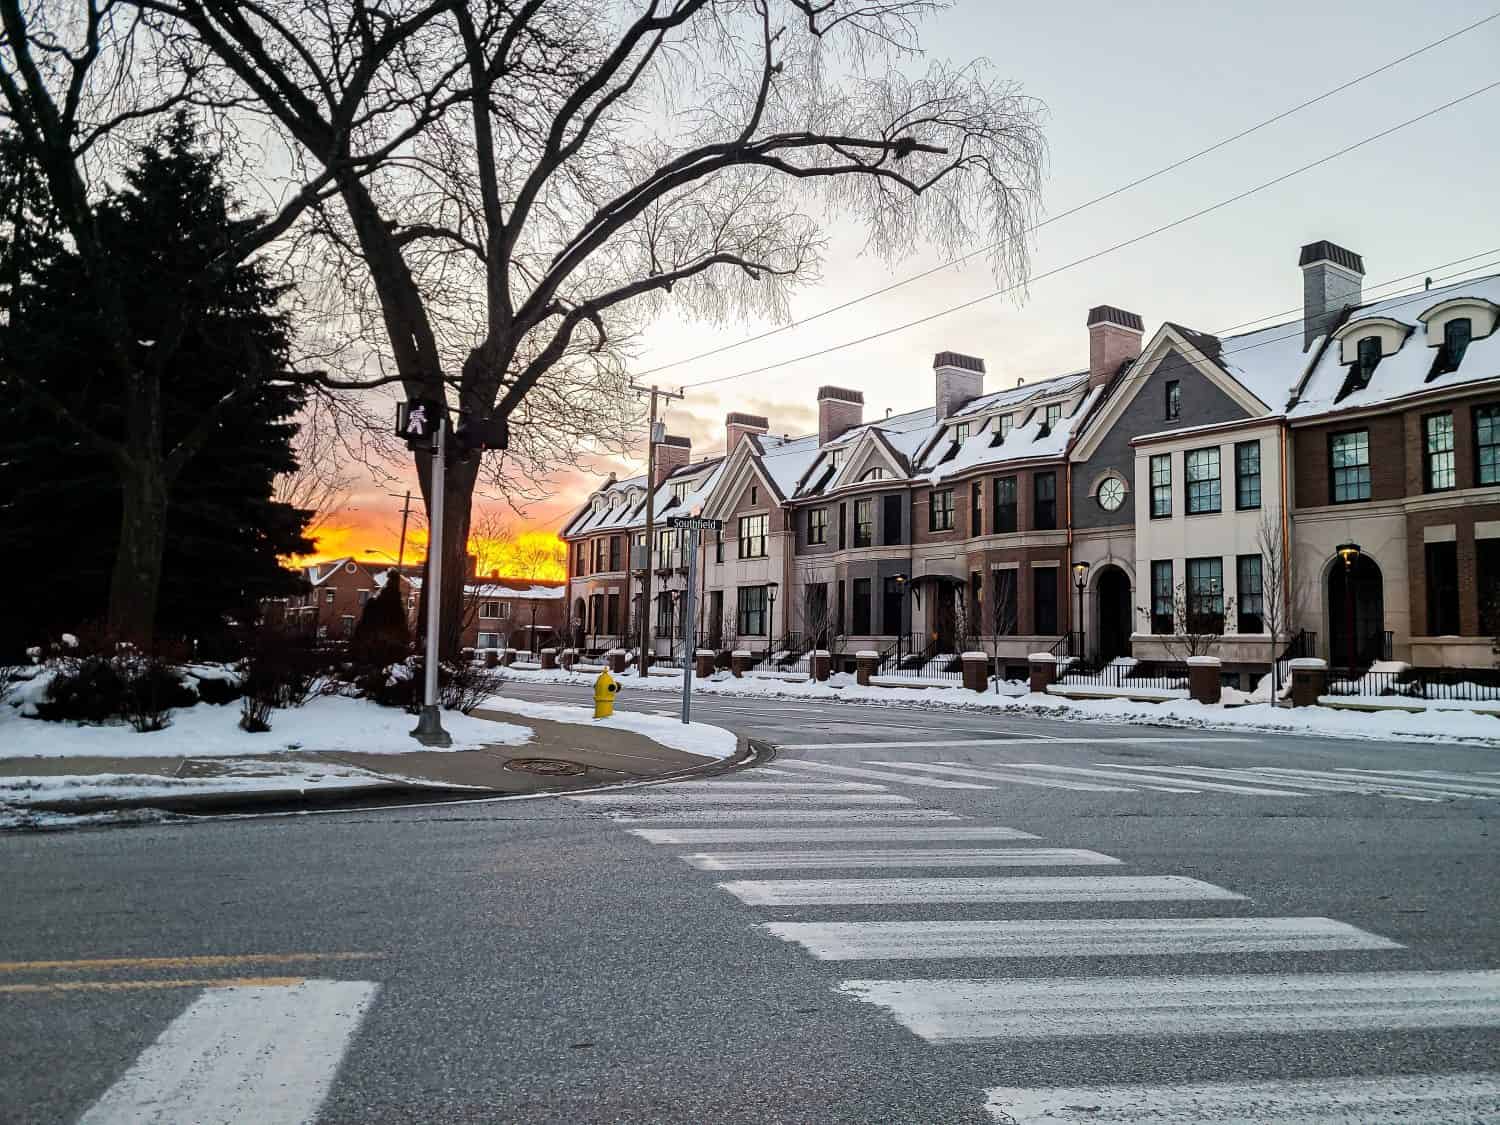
[0,976,308,995]
[0,952,384,974]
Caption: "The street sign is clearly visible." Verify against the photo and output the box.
[396,399,444,445]
[666,516,722,532]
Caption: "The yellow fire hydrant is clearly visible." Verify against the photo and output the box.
[593,668,620,719]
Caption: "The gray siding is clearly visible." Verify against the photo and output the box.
[1072,348,1252,529]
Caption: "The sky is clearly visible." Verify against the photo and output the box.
[306,0,1500,574]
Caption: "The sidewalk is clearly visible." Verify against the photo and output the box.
[0,701,748,825]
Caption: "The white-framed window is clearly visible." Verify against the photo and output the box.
[325,589,336,604]
[953,422,970,442]
[480,601,500,619]
[358,589,371,606]
[340,615,355,638]
[828,448,845,470]
[1186,447,1222,514]
[477,632,500,649]
[860,467,885,482]
[1044,403,1062,428]
[998,414,1014,439]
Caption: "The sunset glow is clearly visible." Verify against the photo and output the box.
[290,519,568,582]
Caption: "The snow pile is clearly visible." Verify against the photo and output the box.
[479,694,738,760]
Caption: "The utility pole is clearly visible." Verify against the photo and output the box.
[630,382,684,678]
[392,489,414,569]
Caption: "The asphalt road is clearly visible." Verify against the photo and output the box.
[3,685,1498,1123]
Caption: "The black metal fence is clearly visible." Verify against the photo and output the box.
[1325,666,1500,702]
[1057,660,1190,693]
[875,652,964,683]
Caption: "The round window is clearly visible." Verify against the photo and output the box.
[1097,477,1126,512]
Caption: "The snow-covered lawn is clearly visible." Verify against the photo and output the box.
[0,693,532,760]
[494,668,1500,745]
[479,694,738,760]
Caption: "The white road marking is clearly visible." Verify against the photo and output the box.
[682,848,1120,871]
[839,970,1500,1042]
[1106,764,1446,801]
[772,760,994,789]
[1338,767,1500,790]
[982,1073,1500,1123]
[628,825,1039,845]
[869,762,1136,792]
[1001,763,1309,796]
[569,791,915,805]
[609,808,964,823]
[765,916,1400,961]
[775,737,1257,750]
[655,780,889,792]
[718,875,1243,907]
[1253,765,1500,799]
[77,979,379,1125]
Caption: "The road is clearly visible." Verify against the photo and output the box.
[2,683,1498,1122]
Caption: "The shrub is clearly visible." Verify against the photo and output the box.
[118,655,192,733]
[237,626,336,732]
[191,672,242,706]
[34,652,195,729]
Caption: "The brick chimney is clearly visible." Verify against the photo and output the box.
[933,352,985,419]
[726,411,769,454]
[817,386,864,445]
[1086,305,1144,388]
[652,434,691,487]
[1300,240,1364,351]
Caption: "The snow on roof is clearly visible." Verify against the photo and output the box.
[1289,273,1500,419]
[564,458,725,536]
[755,433,824,499]
[406,577,565,599]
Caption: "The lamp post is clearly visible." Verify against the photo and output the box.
[1336,541,1362,671]
[1072,560,1090,661]
[766,582,779,666]
[894,573,908,667]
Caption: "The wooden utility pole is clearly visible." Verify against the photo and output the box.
[631,382,685,677]
[390,489,415,569]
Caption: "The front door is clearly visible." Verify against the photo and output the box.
[1328,555,1384,668]
[933,585,957,652]
[1096,567,1132,663]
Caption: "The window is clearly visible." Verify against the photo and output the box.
[1437,317,1473,374]
[829,448,845,471]
[340,615,356,638]
[851,578,872,635]
[930,488,955,531]
[606,592,620,634]
[1424,413,1455,492]
[854,498,873,547]
[1234,441,1262,510]
[1042,403,1062,432]
[860,467,885,482]
[1237,555,1264,634]
[1165,379,1181,420]
[838,503,846,549]
[1186,557,1224,634]
[992,476,1017,532]
[358,589,371,606]
[1033,472,1057,531]
[477,632,499,650]
[996,415,1014,442]
[1150,561,1174,634]
[1480,540,1500,635]
[588,593,604,634]
[1150,454,1172,518]
[1356,335,1382,381]
[737,513,768,558]
[1033,567,1058,635]
[970,482,983,535]
[835,580,846,635]
[480,601,500,619]
[882,494,903,546]
[807,508,828,545]
[1330,430,1371,503]
[715,530,724,564]
[737,585,767,636]
[670,481,691,502]
[882,577,904,636]
[1425,541,1459,635]
[656,593,675,635]
[708,590,724,646]
[992,569,1018,634]
[609,536,622,570]
[1186,447,1221,514]
[953,422,970,443]
[750,485,758,505]
[1478,406,1500,486]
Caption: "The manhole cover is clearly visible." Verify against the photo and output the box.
[504,758,588,777]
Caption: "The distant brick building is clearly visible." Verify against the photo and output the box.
[263,557,414,640]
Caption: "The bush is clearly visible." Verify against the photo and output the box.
[191,672,242,706]
[237,626,336,732]
[34,652,195,729]
[359,657,501,715]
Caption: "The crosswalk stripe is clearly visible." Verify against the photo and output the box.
[1338,767,1500,791]
[982,1073,1500,1122]
[718,875,1243,907]
[682,848,1121,871]
[764,916,1400,961]
[839,970,1500,1042]
[868,762,1136,792]
[1106,764,1446,801]
[774,738,1258,750]
[1254,765,1500,799]
[655,781,889,792]
[77,980,379,1125]
[1002,763,1309,796]
[608,808,964,823]
[772,761,994,789]
[627,826,1040,845]
[569,791,915,805]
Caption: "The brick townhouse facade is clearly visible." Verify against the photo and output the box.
[560,238,1500,680]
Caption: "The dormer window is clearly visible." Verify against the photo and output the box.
[828,448,845,471]
[670,481,691,502]
[1165,380,1181,421]
[1356,335,1382,379]
[952,422,970,443]
[998,415,1014,439]
[1045,403,1062,428]
[1432,317,1473,378]
[860,467,885,482]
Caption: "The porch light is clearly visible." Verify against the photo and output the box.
[1336,541,1363,568]
[1072,560,1091,588]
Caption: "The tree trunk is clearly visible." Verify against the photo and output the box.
[107,457,169,649]
[413,449,479,662]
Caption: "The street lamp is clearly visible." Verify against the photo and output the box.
[1336,541,1362,670]
[1072,560,1090,660]
[766,581,779,665]
[894,573,908,666]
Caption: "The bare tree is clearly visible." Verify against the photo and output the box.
[274,402,355,540]
[1144,581,1231,662]
[153,0,1047,656]
[1257,510,1297,697]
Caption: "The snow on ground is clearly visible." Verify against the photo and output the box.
[0,694,532,759]
[493,668,1500,745]
[479,694,738,761]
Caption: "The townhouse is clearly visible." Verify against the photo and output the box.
[560,238,1500,681]
[264,557,412,640]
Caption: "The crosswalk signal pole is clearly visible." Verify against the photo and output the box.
[680,529,698,725]
[411,414,452,747]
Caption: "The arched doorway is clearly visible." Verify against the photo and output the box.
[1094,566,1133,664]
[1327,554,1384,669]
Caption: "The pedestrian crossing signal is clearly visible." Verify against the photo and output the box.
[397,399,444,446]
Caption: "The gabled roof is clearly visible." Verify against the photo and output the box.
[562,457,725,538]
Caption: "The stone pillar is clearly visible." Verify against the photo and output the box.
[811,649,832,682]
[483,649,500,668]
[607,649,626,675]
[1289,657,1328,708]
[560,648,576,672]
[695,649,716,679]
[539,647,557,670]
[502,648,517,667]
[962,651,990,693]
[1028,652,1057,694]
[731,649,751,678]
[1187,656,1222,704]
[855,649,879,687]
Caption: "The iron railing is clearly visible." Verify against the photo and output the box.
[1325,666,1500,701]
[1057,660,1190,692]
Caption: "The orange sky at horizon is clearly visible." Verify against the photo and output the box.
[292,520,571,582]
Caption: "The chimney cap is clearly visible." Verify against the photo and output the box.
[655,433,691,449]
[726,411,769,429]
[1086,305,1144,331]
[816,385,865,405]
[1299,240,1364,274]
[933,351,985,373]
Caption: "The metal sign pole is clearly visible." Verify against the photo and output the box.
[680,529,698,725]
[412,414,451,746]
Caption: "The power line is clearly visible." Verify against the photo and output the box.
[677,78,1500,392]
[633,9,1500,381]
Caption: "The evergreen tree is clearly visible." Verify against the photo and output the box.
[0,115,312,653]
